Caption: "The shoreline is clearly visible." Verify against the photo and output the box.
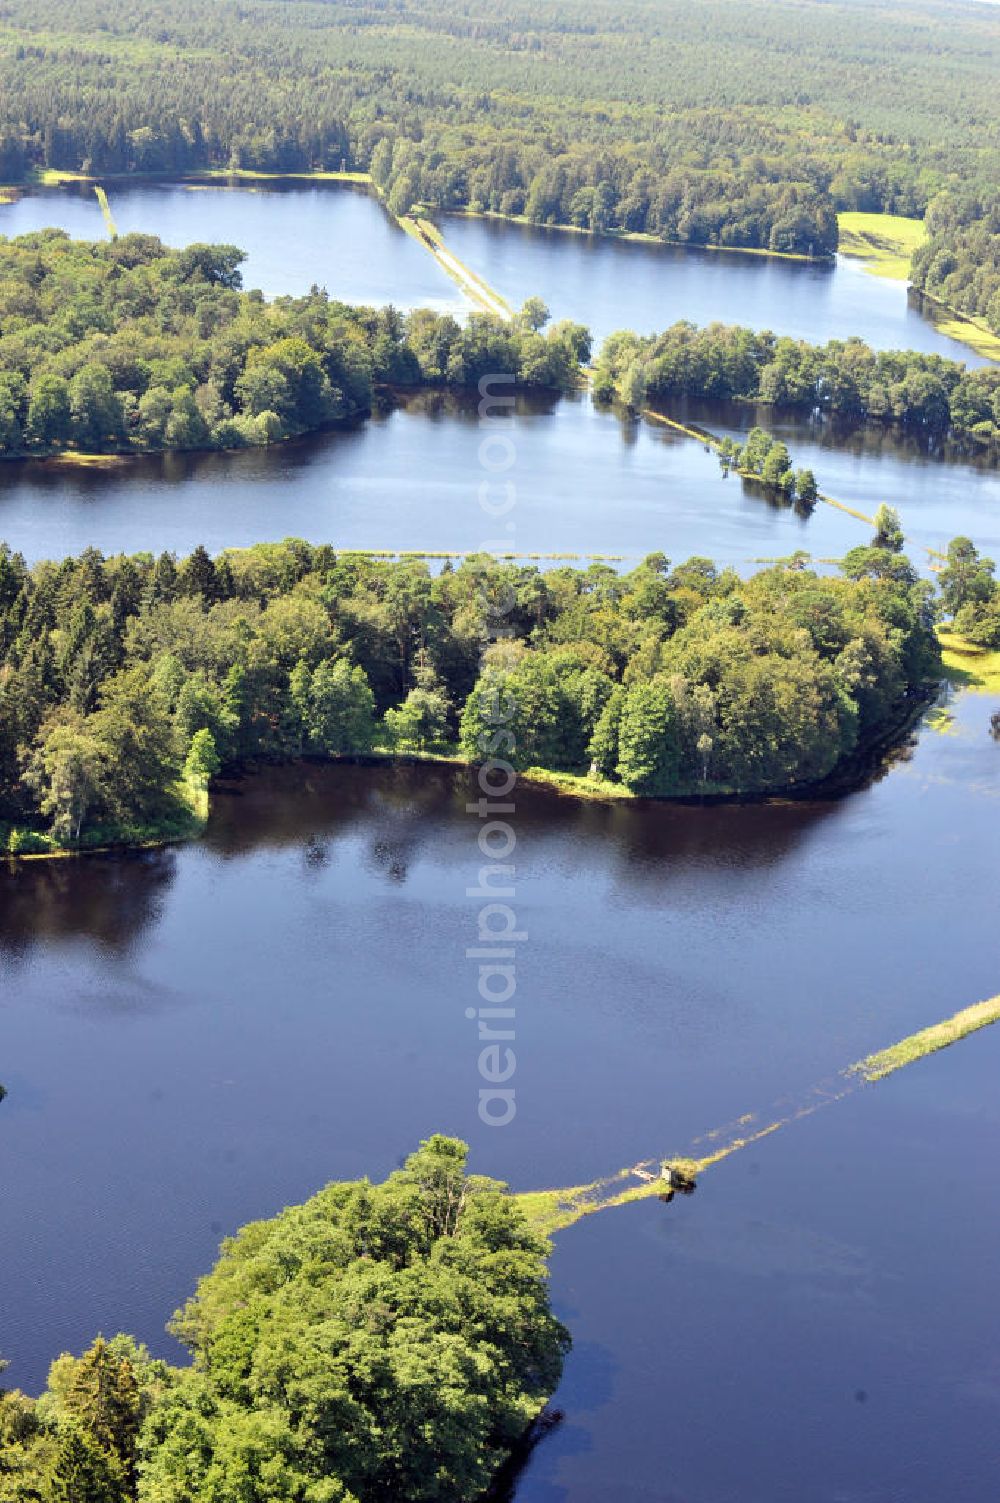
[913,289,1000,364]
[2,682,946,863]
[3,169,828,266]
[9,375,997,476]
[444,206,826,264]
[5,177,995,365]
[834,212,1000,364]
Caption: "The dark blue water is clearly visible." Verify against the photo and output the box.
[529,1030,1000,1503]
[1,179,999,1503]
[1,690,998,1503]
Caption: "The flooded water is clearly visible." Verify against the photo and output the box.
[0,390,996,574]
[1,177,998,1503]
[440,212,992,361]
[1,687,998,1503]
[0,181,464,310]
[0,180,989,363]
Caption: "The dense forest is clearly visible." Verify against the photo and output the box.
[0,231,587,459]
[592,321,1000,443]
[911,192,1000,336]
[0,536,942,853]
[2,225,995,469]
[0,1136,569,1502]
[0,0,998,257]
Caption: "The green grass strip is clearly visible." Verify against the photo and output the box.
[847,995,1000,1082]
[94,185,118,239]
[518,991,1000,1235]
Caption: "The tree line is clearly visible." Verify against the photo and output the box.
[910,191,1000,338]
[592,321,1000,444]
[0,1136,569,1503]
[0,0,997,260]
[0,535,943,852]
[0,231,588,460]
[718,429,818,506]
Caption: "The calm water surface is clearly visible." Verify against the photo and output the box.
[0,182,464,310]
[1,180,996,572]
[1,181,990,363]
[1,178,999,1502]
[1,689,998,1500]
[441,213,992,361]
[0,391,997,572]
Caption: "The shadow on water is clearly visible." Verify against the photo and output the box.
[0,758,856,957]
[648,394,1000,474]
[0,848,177,962]
[0,388,560,501]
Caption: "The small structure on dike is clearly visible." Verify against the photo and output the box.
[660,1160,697,1192]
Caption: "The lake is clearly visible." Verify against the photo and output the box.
[1,182,996,572]
[0,390,997,574]
[0,181,465,312]
[441,211,994,360]
[1,177,999,1503]
[1,686,998,1501]
[0,179,991,362]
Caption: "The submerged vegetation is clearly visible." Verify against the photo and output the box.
[0,537,943,852]
[938,634,1000,697]
[848,996,1000,1083]
[0,1136,568,1502]
[520,992,1000,1235]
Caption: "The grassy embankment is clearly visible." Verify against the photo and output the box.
[937,631,1000,694]
[518,993,1000,1236]
[640,408,893,531]
[398,214,514,317]
[94,185,118,238]
[9,180,996,358]
[920,300,1000,363]
[848,997,1000,1081]
[641,408,956,571]
[838,210,1000,363]
[35,167,372,188]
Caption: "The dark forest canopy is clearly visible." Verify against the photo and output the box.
[592,321,1000,444]
[0,231,588,459]
[0,0,998,256]
[0,1136,570,1503]
[0,539,943,852]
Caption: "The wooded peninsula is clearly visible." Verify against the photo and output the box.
[0,1136,569,1503]
[0,232,996,465]
[5,529,993,855]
